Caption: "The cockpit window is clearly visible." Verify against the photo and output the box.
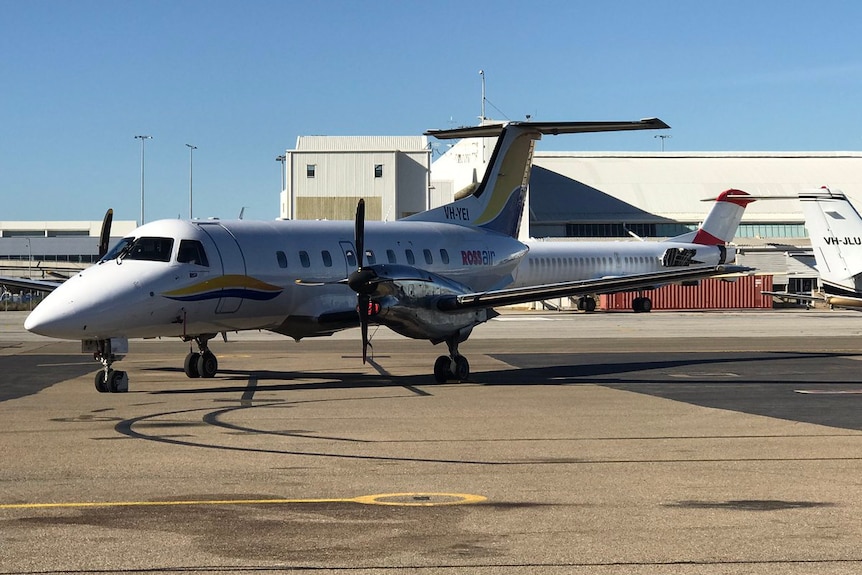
[100,238,134,262]
[177,240,209,266]
[124,237,174,262]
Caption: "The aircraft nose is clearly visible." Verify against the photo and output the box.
[24,296,83,339]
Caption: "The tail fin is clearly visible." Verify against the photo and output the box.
[799,187,862,297]
[408,119,670,237]
[669,189,754,245]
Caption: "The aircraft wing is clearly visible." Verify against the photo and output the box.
[0,276,63,292]
[437,264,752,311]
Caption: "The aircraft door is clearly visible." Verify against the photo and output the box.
[199,223,247,314]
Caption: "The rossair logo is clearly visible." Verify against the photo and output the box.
[824,237,862,246]
[462,250,495,266]
[444,205,470,221]
[163,275,282,302]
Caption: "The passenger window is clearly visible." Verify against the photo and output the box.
[405,249,415,265]
[423,249,433,265]
[276,251,288,268]
[299,251,310,268]
[322,250,332,267]
[386,249,397,264]
[345,250,357,267]
[439,249,449,265]
[365,250,376,265]
[177,240,209,267]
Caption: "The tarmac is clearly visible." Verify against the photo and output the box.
[3,308,862,574]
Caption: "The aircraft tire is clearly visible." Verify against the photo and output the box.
[433,355,451,383]
[584,297,597,312]
[94,372,109,393]
[641,297,652,313]
[108,370,128,393]
[454,355,470,381]
[184,352,201,378]
[197,351,218,379]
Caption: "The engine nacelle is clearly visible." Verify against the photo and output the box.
[360,264,494,341]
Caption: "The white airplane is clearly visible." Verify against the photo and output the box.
[515,188,755,312]
[790,187,862,308]
[23,118,751,393]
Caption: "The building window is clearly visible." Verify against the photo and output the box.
[374,164,383,178]
[306,164,316,178]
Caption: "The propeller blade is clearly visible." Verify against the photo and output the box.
[355,199,365,269]
[98,209,114,258]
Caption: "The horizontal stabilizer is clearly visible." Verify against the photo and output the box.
[425,118,670,140]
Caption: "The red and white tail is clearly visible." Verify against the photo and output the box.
[669,189,754,245]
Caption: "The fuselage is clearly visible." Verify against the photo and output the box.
[512,238,734,287]
[25,217,736,343]
[24,218,528,341]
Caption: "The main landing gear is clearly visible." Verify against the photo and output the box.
[433,335,470,384]
[183,334,219,379]
[577,296,597,312]
[632,296,652,313]
[92,339,128,393]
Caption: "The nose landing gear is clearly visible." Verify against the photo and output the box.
[89,338,129,393]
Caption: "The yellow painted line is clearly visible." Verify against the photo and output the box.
[0,492,486,510]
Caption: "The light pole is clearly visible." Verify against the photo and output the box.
[135,135,152,225]
[186,144,197,219]
[276,154,286,192]
[24,238,31,279]
[654,134,671,152]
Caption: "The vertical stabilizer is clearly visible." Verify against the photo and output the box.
[669,189,753,245]
[405,123,538,237]
[800,187,862,297]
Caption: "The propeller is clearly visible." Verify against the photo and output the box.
[347,199,372,363]
[98,209,114,258]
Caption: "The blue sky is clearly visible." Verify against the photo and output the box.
[3,1,862,223]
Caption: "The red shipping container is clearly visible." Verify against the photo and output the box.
[599,274,773,311]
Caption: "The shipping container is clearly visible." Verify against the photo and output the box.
[600,274,773,311]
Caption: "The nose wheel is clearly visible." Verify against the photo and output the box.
[92,339,128,393]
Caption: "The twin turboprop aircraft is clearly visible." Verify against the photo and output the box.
[23,118,752,392]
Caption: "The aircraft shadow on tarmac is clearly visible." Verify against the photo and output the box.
[149,351,862,432]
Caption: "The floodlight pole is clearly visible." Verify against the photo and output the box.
[654,134,671,152]
[135,135,152,225]
[186,144,197,219]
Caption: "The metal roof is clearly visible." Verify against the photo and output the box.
[531,151,862,223]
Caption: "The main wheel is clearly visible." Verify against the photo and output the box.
[584,297,597,312]
[108,370,128,393]
[632,297,643,312]
[453,355,470,381]
[94,371,109,393]
[640,297,652,313]
[184,352,201,378]
[433,355,451,383]
[196,351,218,379]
